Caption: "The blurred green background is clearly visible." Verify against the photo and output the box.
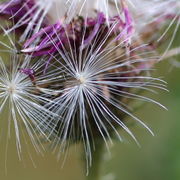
[0,2,180,179]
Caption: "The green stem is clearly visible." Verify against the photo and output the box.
[87,139,105,180]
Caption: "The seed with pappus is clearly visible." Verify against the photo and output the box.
[20,12,168,166]
[0,52,59,157]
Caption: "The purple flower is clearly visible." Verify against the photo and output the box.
[22,11,134,56]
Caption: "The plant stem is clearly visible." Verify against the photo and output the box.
[87,139,105,180]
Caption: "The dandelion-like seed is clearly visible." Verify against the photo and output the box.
[0,54,56,157]
[22,13,168,168]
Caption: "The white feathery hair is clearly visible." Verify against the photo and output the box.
[0,51,58,158]
[2,0,55,42]
[46,0,180,53]
[41,19,168,167]
[3,0,179,42]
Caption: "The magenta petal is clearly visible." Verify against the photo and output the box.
[23,22,63,53]
[0,0,34,19]
[82,12,106,48]
[0,0,49,41]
